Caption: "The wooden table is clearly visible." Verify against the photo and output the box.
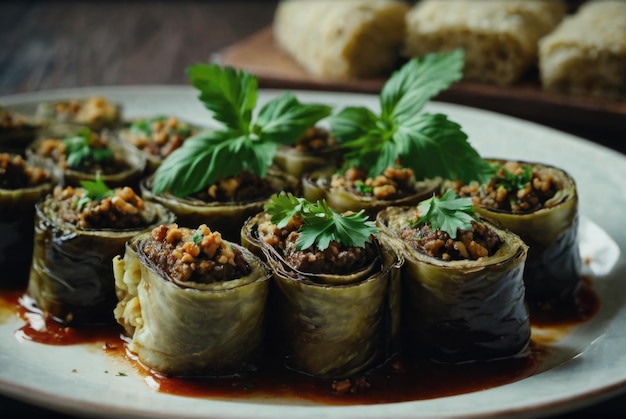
[1,1,624,418]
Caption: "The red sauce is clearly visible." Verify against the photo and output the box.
[0,283,600,405]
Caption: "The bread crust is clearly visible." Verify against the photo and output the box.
[273,0,409,79]
[539,1,626,100]
[404,0,566,85]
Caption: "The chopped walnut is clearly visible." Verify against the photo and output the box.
[143,224,251,283]
[0,153,51,189]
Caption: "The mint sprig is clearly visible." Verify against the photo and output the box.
[329,50,494,184]
[152,65,332,197]
[264,192,378,251]
[411,190,476,239]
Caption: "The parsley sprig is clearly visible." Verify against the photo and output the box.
[77,172,114,210]
[411,190,476,239]
[63,128,113,169]
[152,65,332,197]
[264,192,379,251]
[329,50,493,184]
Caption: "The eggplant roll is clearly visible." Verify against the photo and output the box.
[27,188,175,325]
[1,106,40,155]
[113,225,271,376]
[377,206,530,363]
[272,127,343,190]
[141,168,297,243]
[0,154,55,287]
[242,212,402,379]
[118,115,198,174]
[27,129,146,190]
[302,166,441,218]
[35,96,122,131]
[452,159,581,305]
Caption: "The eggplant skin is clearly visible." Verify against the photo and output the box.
[26,198,175,325]
[113,236,271,377]
[241,212,403,378]
[473,160,581,305]
[377,206,531,364]
[0,182,54,288]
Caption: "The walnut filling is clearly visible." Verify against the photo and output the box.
[125,116,194,159]
[143,224,251,284]
[0,153,50,189]
[330,166,417,200]
[53,96,119,126]
[52,185,152,230]
[292,127,336,153]
[400,221,502,261]
[34,132,130,174]
[191,170,275,203]
[1,108,28,130]
[257,214,376,275]
[453,161,558,213]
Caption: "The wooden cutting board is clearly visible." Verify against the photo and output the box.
[214,27,626,152]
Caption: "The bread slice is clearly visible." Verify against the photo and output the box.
[273,0,409,79]
[404,0,566,85]
[539,1,626,101]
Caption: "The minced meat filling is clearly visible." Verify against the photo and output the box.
[143,223,251,283]
[0,153,50,189]
[293,127,336,153]
[259,215,376,275]
[126,116,193,158]
[400,221,502,261]
[53,185,152,230]
[453,161,558,214]
[192,170,275,203]
[330,166,417,200]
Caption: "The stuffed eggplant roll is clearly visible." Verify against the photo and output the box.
[118,115,198,174]
[0,153,55,287]
[303,165,441,218]
[1,106,40,155]
[273,126,343,190]
[28,127,145,189]
[113,224,271,376]
[27,180,175,324]
[450,160,581,306]
[377,192,530,363]
[35,96,122,131]
[242,193,402,378]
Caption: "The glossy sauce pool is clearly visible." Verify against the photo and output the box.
[0,280,599,405]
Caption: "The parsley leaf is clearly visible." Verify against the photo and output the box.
[63,128,113,169]
[152,65,332,197]
[264,192,378,251]
[411,190,476,239]
[77,172,114,210]
[329,50,494,184]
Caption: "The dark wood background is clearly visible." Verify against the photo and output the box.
[1,1,624,418]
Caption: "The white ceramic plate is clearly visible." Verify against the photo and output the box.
[1,87,625,419]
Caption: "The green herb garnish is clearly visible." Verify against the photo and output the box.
[77,172,114,210]
[329,50,493,184]
[192,228,203,245]
[354,180,373,195]
[495,165,533,192]
[152,65,332,197]
[63,128,113,169]
[129,116,192,138]
[264,192,378,251]
[411,190,476,239]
